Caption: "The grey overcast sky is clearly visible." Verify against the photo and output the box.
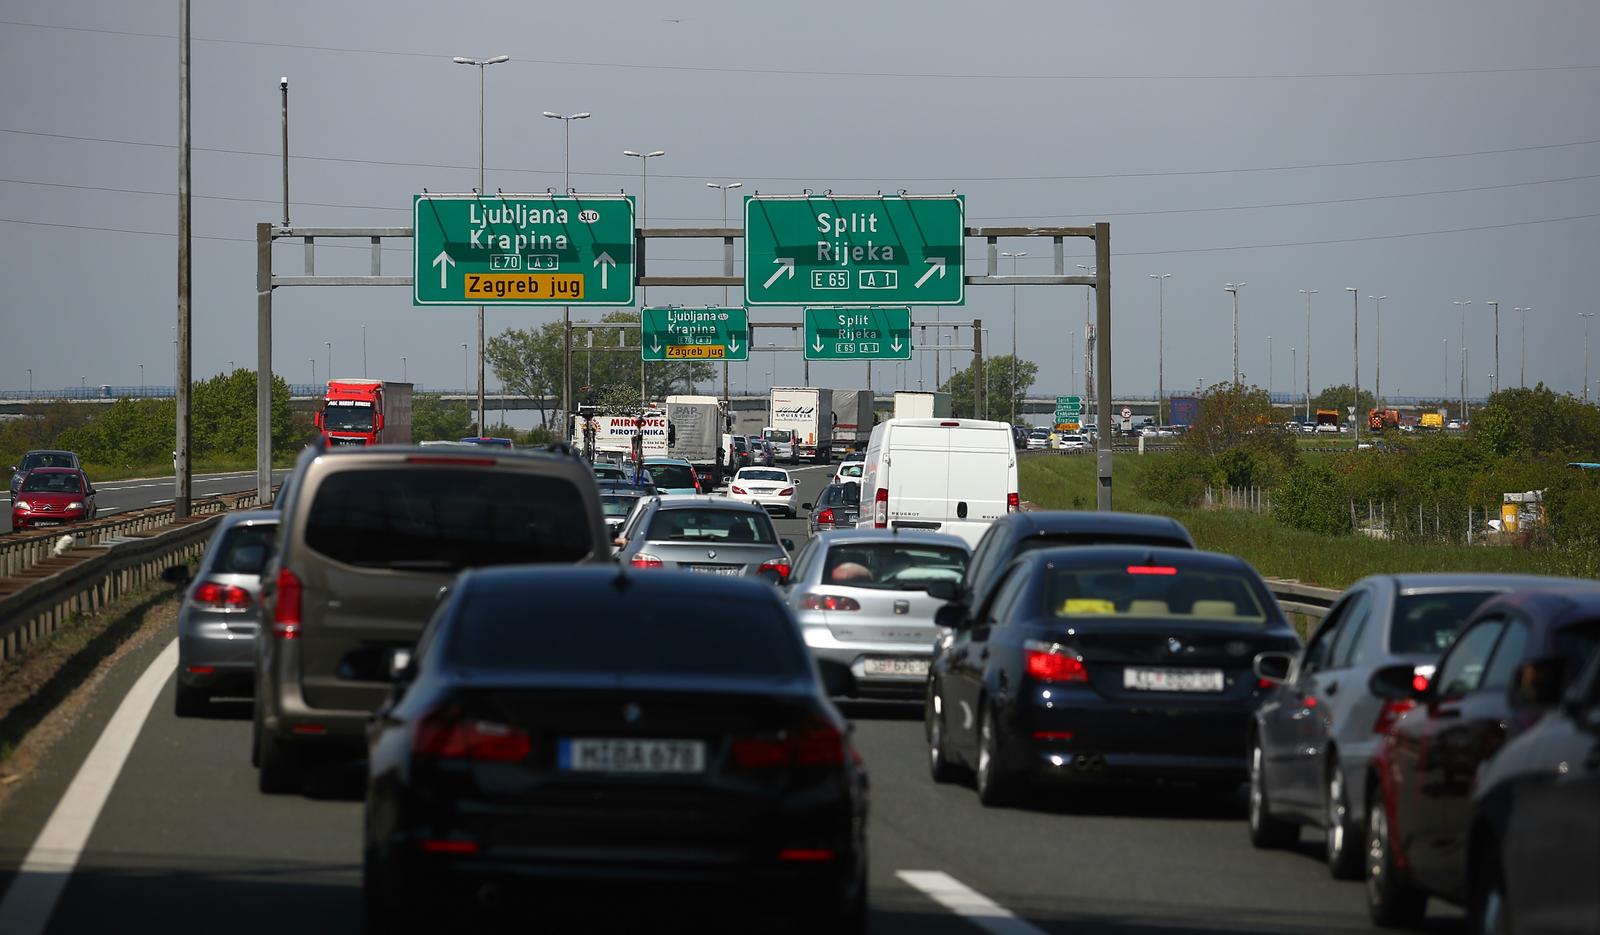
[3,0,1598,403]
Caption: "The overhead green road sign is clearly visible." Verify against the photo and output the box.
[1055,395,1082,423]
[745,195,965,307]
[641,307,749,361]
[803,306,912,361]
[412,194,635,306]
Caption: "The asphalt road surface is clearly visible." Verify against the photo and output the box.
[1,470,288,535]
[0,461,1465,933]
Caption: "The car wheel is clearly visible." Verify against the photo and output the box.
[256,726,303,795]
[1366,794,1427,928]
[173,680,208,718]
[1248,737,1299,849]
[926,686,959,784]
[1469,839,1510,935]
[1326,764,1363,879]
[975,705,1021,807]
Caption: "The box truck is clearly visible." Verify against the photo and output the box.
[769,387,834,463]
[315,380,412,447]
[572,409,669,461]
[665,395,726,485]
[893,391,952,420]
[831,389,876,453]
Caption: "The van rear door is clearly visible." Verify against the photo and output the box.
[941,424,1015,545]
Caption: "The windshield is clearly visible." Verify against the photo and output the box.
[645,508,778,545]
[823,543,968,591]
[836,463,863,478]
[322,404,374,431]
[599,494,639,518]
[1030,429,1050,438]
[304,468,593,569]
[763,430,790,442]
[1391,592,1498,654]
[592,464,628,480]
[644,462,697,489]
[212,523,277,575]
[739,469,788,483]
[1047,564,1267,623]
[20,453,75,471]
[21,472,81,493]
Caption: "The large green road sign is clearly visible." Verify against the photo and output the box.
[413,194,635,306]
[641,307,749,362]
[745,195,965,307]
[1054,395,1082,422]
[803,306,912,361]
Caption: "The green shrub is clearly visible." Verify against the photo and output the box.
[1272,460,1352,535]
[1137,452,1211,508]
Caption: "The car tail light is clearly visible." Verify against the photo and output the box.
[414,710,531,763]
[272,568,302,639]
[1024,640,1088,683]
[192,580,251,611]
[777,848,835,862]
[1033,731,1075,741]
[758,558,791,583]
[779,487,795,496]
[815,507,835,525]
[1008,492,1020,513]
[1126,565,1178,575]
[873,487,888,528]
[420,839,480,855]
[798,594,861,612]
[692,471,703,493]
[630,552,664,569]
[1373,699,1416,735]
[731,485,747,495]
[940,421,960,427]
[731,719,847,769]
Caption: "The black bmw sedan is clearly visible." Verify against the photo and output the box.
[927,545,1300,806]
[363,567,868,932]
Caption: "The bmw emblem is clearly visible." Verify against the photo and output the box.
[622,702,643,724]
[1167,637,1185,655]
[707,549,717,559]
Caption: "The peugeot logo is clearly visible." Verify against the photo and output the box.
[706,549,717,559]
[622,702,643,724]
[1167,637,1185,655]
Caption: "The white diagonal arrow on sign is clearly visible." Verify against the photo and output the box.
[432,251,455,289]
[763,257,795,290]
[914,256,947,289]
[593,251,616,290]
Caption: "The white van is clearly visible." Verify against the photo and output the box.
[857,418,1019,548]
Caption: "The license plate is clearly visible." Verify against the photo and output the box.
[558,738,706,774]
[863,657,930,677]
[31,520,62,527]
[683,563,740,575]
[1123,667,1225,692]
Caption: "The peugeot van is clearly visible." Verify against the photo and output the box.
[857,418,1018,549]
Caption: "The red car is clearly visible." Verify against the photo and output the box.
[11,467,98,530]
[1363,587,1600,928]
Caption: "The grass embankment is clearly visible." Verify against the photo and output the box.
[1020,454,1600,590]
[77,453,297,485]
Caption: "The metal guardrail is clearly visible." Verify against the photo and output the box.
[1265,579,1340,621]
[0,488,270,664]
[0,491,262,579]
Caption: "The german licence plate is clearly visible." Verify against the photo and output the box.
[683,564,740,575]
[1123,667,1224,692]
[863,657,930,677]
[558,738,706,774]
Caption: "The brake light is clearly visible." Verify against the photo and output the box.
[758,558,791,583]
[777,848,835,862]
[272,568,302,639]
[1373,699,1417,735]
[1008,492,1020,513]
[630,552,664,569]
[192,581,252,611]
[414,711,531,762]
[1024,641,1088,683]
[779,487,795,496]
[1126,565,1178,576]
[874,487,888,528]
[815,507,835,525]
[731,720,847,768]
[731,485,747,495]
[421,839,480,855]
[798,594,861,612]
[940,421,960,427]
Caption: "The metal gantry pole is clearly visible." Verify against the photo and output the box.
[1369,295,1386,405]
[1151,273,1170,424]
[477,64,485,431]
[255,224,272,503]
[1001,251,1026,422]
[1487,300,1500,396]
[1454,299,1471,419]
[1347,287,1359,449]
[1093,224,1112,511]
[1225,283,1246,386]
[176,0,192,517]
[1515,306,1530,388]
[1300,289,1317,421]
[1581,313,1596,403]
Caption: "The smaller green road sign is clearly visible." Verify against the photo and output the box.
[1055,395,1083,422]
[803,307,912,361]
[640,307,749,362]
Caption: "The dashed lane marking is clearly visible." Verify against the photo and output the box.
[896,870,1050,935]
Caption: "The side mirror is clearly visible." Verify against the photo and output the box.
[1252,651,1294,684]
[926,580,958,602]
[313,412,322,429]
[1512,657,1567,709]
[376,414,385,431]
[161,564,192,587]
[781,538,795,552]
[934,603,966,630]
[802,503,813,511]
[1369,663,1429,702]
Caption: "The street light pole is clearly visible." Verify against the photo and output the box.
[1150,273,1171,424]
[707,180,743,405]
[1487,300,1500,395]
[1346,287,1360,448]
[402,356,407,383]
[543,110,591,426]
[453,54,510,438]
[1581,313,1596,403]
[324,341,331,382]
[1300,289,1318,421]
[1368,296,1386,405]
[624,149,665,404]
[461,343,469,398]
[1224,283,1247,385]
[1268,334,1273,399]
[1514,307,1530,388]
[1453,299,1472,418]
[1002,252,1027,422]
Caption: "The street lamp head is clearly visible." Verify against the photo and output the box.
[623,150,640,157]
[571,112,590,119]
[647,150,665,158]
[542,111,562,118]
[485,55,510,65]
[1001,251,1027,259]
[452,57,475,64]
[1368,295,1387,301]
[1344,286,1357,293]
[727,181,742,189]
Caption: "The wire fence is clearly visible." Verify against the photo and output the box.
[1204,486,1536,546]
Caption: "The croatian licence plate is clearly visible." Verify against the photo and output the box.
[863,657,930,677]
[683,564,740,575]
[1123,667,1224,692]
[558,738,706,774]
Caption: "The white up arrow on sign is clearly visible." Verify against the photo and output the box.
[593,252,615,290]
[432,251,455,289]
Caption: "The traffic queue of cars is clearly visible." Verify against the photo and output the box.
[155,415,1599,931]
[8,449,99,531]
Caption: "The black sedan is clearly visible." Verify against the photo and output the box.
[363,567,867,932]
[803,481,860,537]
[927,546,1300,806]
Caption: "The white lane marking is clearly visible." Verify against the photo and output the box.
[149,499,174,505]
[0,640,179,935]
[94,470,258,489]
[896,870,1049,935]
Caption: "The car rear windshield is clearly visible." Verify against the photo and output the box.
[599,494,638,518]
[1390,591,1498,653]
[740,469,788,482]
[304,467,593,569]
[1015,532,1191,555]
[21,472,80,493]
[645,463,696,489]
[819,483,860,507]
[21,453,75,471]
[823,543,967,591]
[1047,565,1267,623]
[837,463,864,478]
[212,524,277,575]
[448,589,807,677]
[646,508,777,545]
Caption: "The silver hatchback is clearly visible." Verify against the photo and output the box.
[614,495,794,582]
[785,529,970,698]
[168,511,279,716]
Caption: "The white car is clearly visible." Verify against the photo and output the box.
[832,459,865,486]
[1026,428,1051,450]
[1054,432,1089,451]
[726,467,800,517]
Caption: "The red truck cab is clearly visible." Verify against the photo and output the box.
[314,379,413,447]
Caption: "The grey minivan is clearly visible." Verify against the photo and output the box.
[253,444,610,794]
